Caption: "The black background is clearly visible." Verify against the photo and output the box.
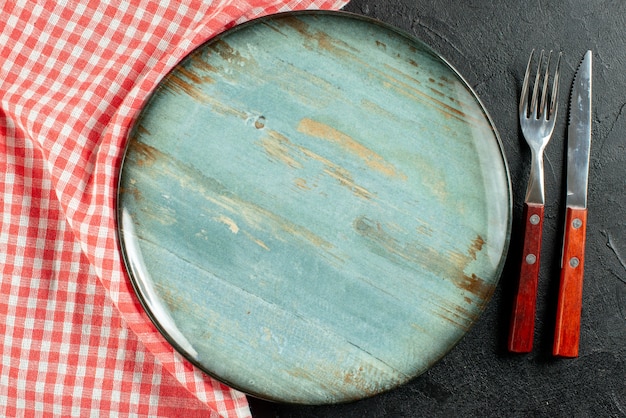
[249,1,626,416]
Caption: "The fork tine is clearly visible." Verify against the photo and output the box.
[539,51,552,119]
[530,50,545,118]
[549,52,562,118]
[519,49,535,117]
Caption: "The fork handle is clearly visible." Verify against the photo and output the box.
[553,207,588,357]
[508,202,544,353]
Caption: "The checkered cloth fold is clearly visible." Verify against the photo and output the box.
[0,1,348,416]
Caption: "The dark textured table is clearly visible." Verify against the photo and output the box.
[249,1,626,416]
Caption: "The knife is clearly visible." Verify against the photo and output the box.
[553,50,592,358]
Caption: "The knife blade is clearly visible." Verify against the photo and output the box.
[553,50,592,358]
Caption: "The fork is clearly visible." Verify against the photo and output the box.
[508,49,562,353]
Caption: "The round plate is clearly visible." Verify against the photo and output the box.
[118,11,511,404]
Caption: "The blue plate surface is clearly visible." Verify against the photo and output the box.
[118,11,511,404]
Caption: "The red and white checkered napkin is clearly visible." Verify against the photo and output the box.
[0,1,348,416]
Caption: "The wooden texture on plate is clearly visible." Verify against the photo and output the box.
[117,11,511,404]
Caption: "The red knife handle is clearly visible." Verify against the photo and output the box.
[553,207,588,357]
[508,202,545,353]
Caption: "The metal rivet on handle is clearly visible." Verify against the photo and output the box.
[526,254,537,265]
[569,257,580,268]
[572,218,582,229]
[530,214,540,225]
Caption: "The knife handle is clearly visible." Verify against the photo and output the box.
[553,207,588,357]
[508,202,544,353]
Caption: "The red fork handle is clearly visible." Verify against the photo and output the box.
[508,202,545,353]
[553,207,588,357]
